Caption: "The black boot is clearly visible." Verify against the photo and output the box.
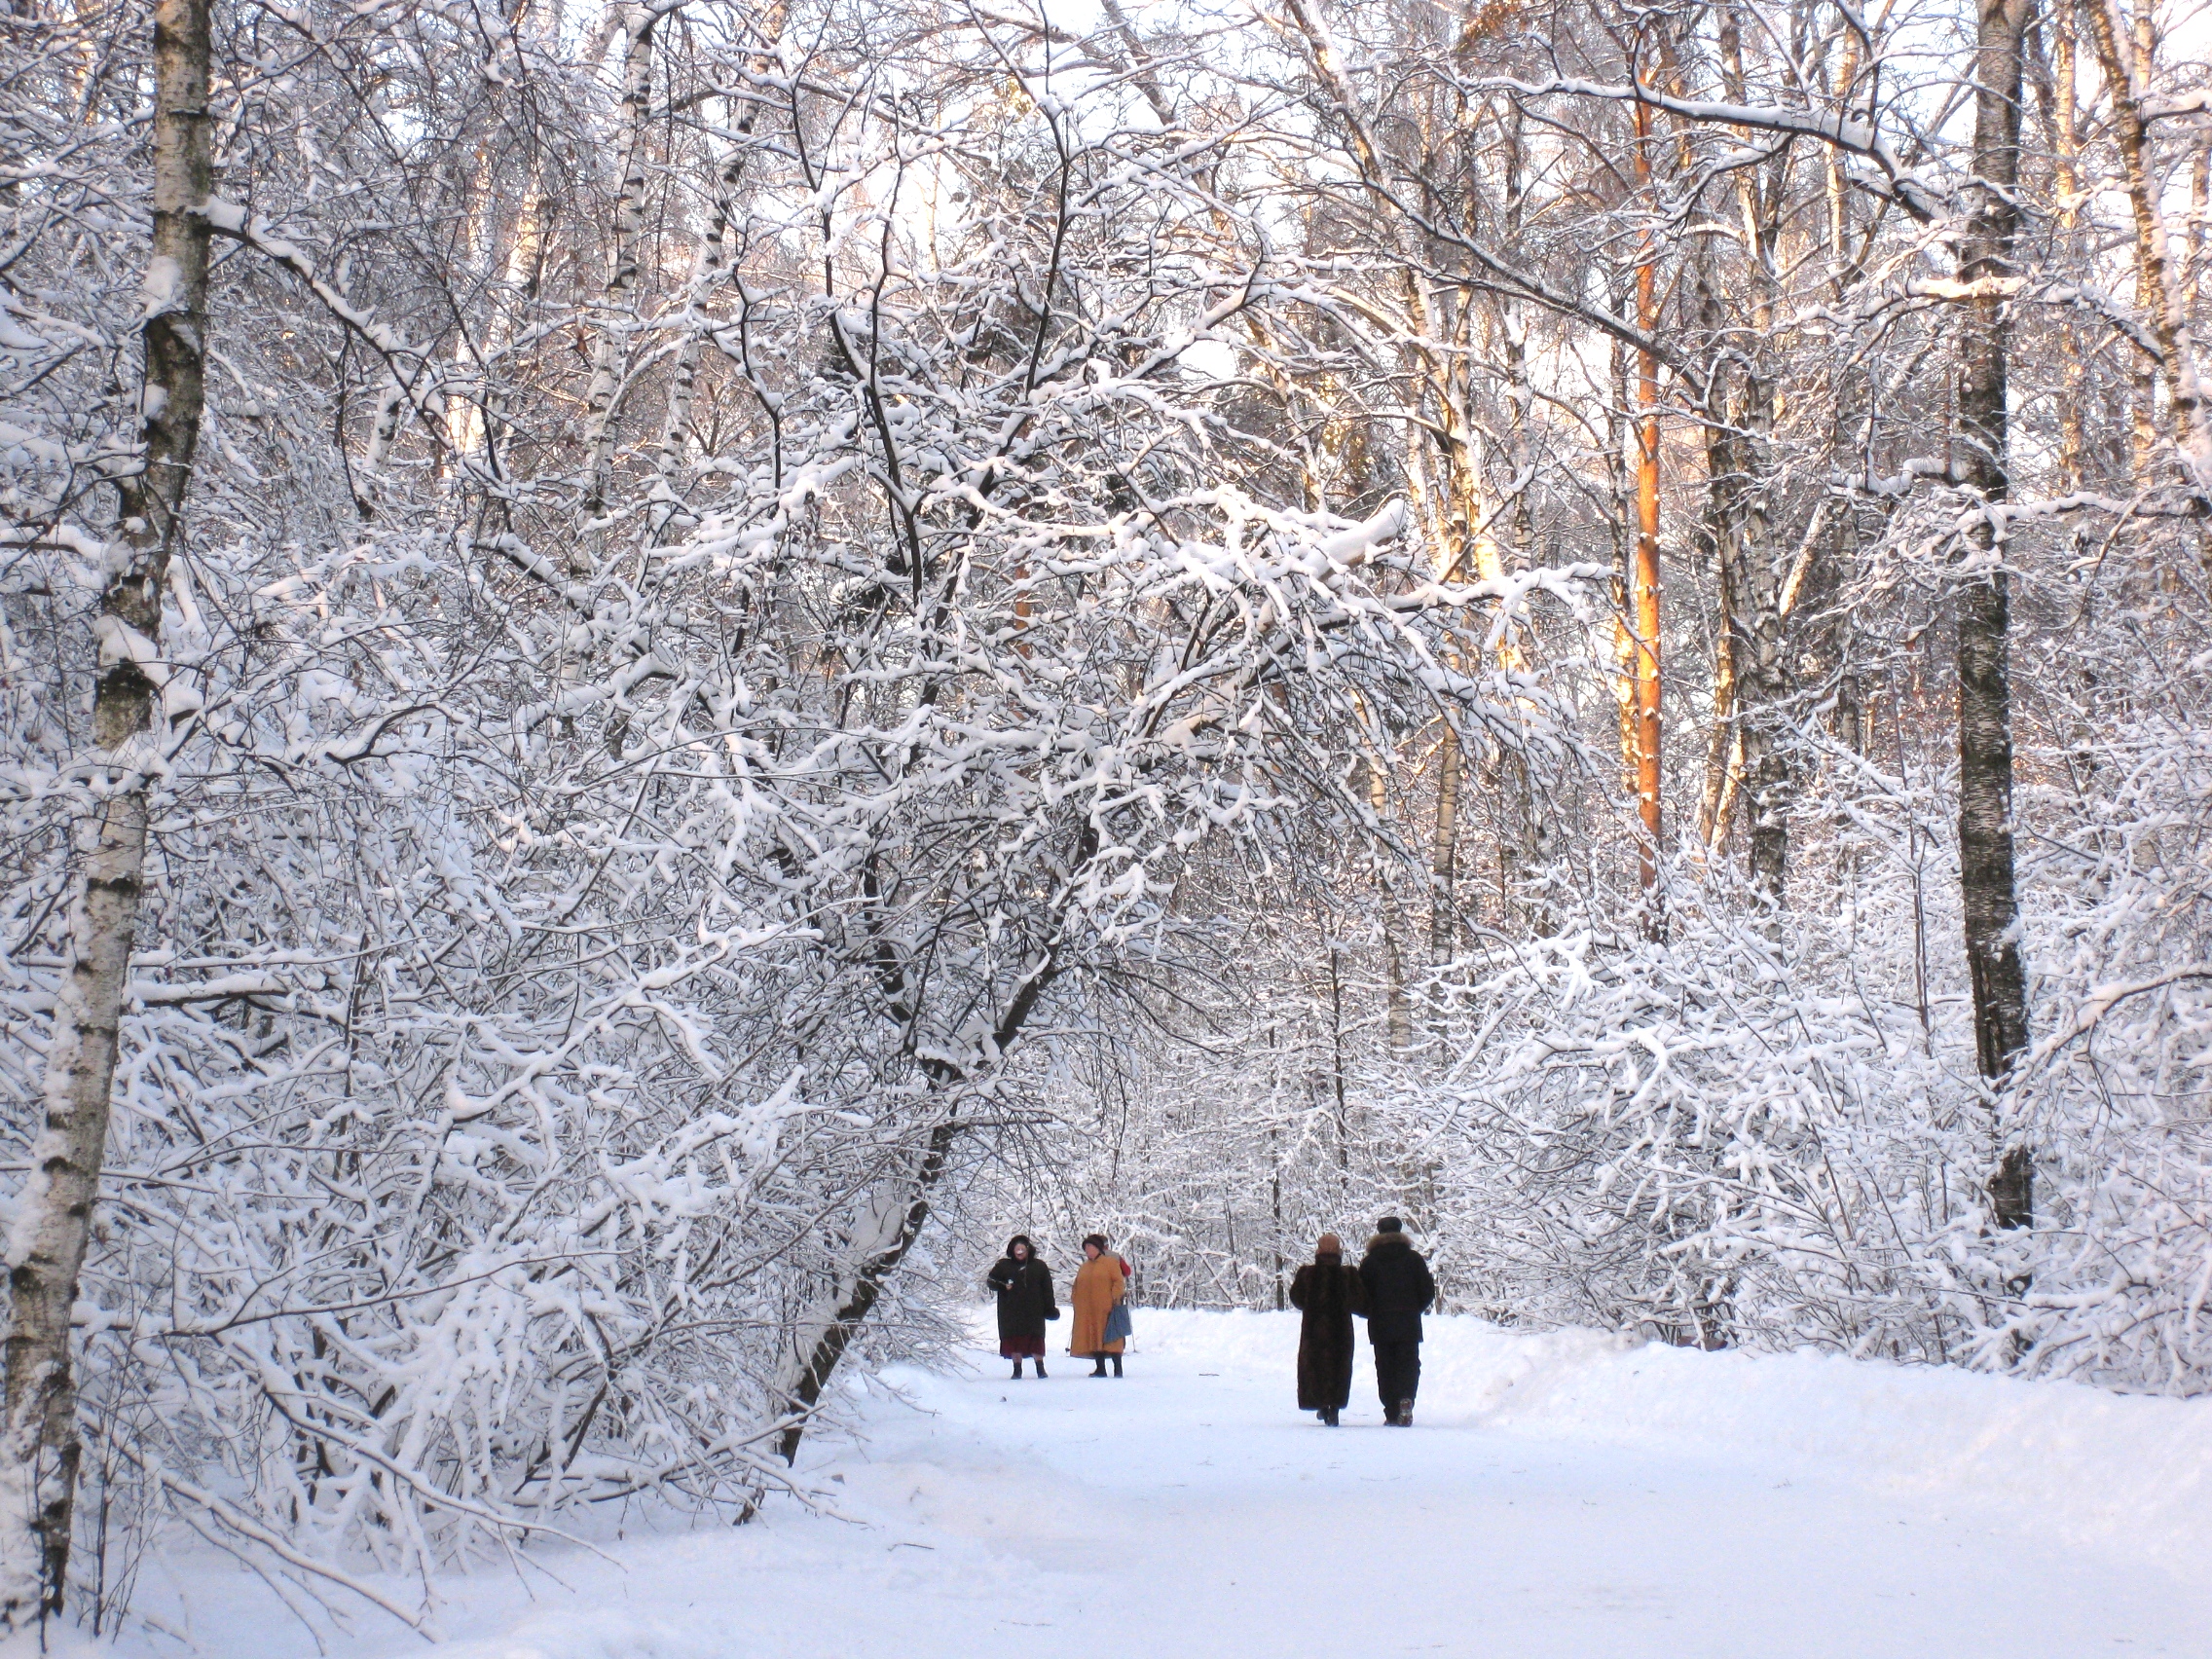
[1035,1361,1047,1379]
[1090,1357,1108,1377]
[1322,1407,1340,1426]
[1011,1360,1024,1380]
[1111,1354,1124,1378]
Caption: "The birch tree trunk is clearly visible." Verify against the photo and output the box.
[0,0,212,1625]
[653,0,791,539]
[1957,0,2036,1231]
[2083,0,2212,494]
[578,4,660,556]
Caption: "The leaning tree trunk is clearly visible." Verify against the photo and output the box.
[0,0,212,1627]
[761,922,1075,1478]
[768,1113,960,1468]
[1957,0,2037,1231]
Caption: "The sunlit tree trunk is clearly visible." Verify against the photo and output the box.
[1630,99,1664,929]
[2053,0,2086,492]
[2083,0,2212,494]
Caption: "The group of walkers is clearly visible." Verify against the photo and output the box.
[986,1233,1132,1379]
[1289,1217,1437,1426]
[985,1217,1437,1425]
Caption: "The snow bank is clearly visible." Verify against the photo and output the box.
[1126,1309,2212,1570]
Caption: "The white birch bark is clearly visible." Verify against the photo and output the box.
[0,0,211,1626]
[576,4,661,566]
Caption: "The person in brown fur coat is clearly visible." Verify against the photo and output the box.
[1288,1233,1367,1425]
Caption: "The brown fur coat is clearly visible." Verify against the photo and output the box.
[1288,1254,1367,1409]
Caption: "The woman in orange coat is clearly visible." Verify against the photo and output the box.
[1068,1234,1128,1377]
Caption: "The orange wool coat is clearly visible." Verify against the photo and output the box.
[1067,1253,1127,1356]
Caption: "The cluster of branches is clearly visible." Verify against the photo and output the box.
[0,0,1567,1635]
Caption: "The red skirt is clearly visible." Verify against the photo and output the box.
[1000,1335,1046,1358]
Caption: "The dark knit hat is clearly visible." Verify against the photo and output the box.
[1083,1232,1109,1251]
[1376,1216,1404,1235]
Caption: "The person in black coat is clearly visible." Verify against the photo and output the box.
[1288,1233,1367,1425]
[1357,1216,1436,1426]
[986,1235,1057,1378]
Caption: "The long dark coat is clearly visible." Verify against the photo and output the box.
[987,1252,1056,1347]
[1288,1255,1367,1409]
[1357,1234,1437,1345]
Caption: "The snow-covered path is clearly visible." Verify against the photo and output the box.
[98,1313,2212,1658]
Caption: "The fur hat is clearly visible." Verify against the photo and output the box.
[1315,1233,1343,1256]
[1376,1215,1405,1235]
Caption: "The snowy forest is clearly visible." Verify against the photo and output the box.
[3,0,2210,1635]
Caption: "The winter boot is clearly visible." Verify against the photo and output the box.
[1012,1360,1024,1380]
[1034,1361,1047,1379]
[1111,1354,1124,1378]
[1320,1407,1340,1426]
[1395,1398,1415,1427]
[1090,1357,1109,1377]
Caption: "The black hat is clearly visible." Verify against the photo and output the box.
[1376,1216,1404,1235]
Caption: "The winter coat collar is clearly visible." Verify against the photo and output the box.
[1365,1233,1414,1253]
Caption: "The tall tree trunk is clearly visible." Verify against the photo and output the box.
[578,5,659,556]
[2053,0,2086,492]
[0,0,212,1627]
[1695,279,1788,903]
[653,0,791,539]
[1958,0,2037,1231]
[1630,100,1665,929]
[2083,0,2212,494]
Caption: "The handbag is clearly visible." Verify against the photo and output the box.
[1102,1301,1133,1346]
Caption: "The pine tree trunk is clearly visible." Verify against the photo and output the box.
[0,0,212,1626]
[1958,0,2036,1230]
[1630,101,1665,928]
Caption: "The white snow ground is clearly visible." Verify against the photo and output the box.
[35,1311,2212,1659]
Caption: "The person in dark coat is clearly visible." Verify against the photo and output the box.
[1288,1233,1367,1425]
[1357,1216,1436,1426]
[986,1235,1057,1378]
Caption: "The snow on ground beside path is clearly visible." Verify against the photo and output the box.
[18,1311,2211,1659]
